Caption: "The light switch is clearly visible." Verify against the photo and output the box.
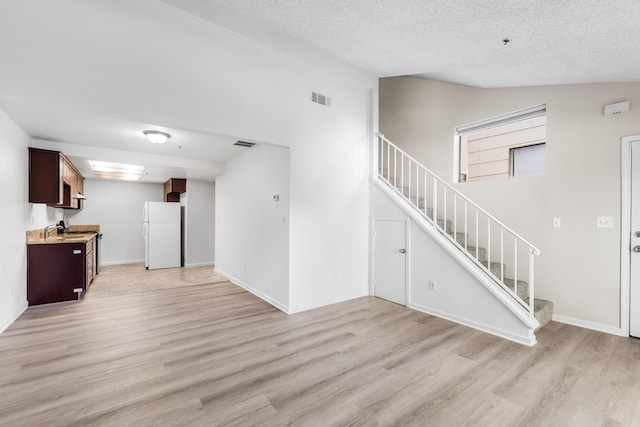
[552,218,561,228]
[596,216,614,228]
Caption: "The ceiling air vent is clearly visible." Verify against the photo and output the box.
[311,91,331,107]
[234,141,256,148]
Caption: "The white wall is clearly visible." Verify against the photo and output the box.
[0,109,30,333]
[215,144,290,311]
[370,183,535,345]
[68,180,163,265]
[380,77,640,331]
[184,180,215,266]
[27,204,63,231]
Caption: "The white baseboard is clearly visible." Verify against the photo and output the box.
[100,259,145,266]
[408,301,536,347]
[552,314,625,336]
[184,262,215,268]
[216,269,289,314]
[0,301,28,335]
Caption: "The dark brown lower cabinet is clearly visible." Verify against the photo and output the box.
[27,243,86,305]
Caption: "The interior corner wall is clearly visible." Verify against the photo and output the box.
[0,108,30,333]
[215,144,290,311]
[379,76,640,329]
[68,180,163,265]
[185,179,215,267]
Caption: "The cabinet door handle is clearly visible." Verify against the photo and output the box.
[73,250,82,255]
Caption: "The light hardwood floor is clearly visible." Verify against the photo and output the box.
[2,265,640,426]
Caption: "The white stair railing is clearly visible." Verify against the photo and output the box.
[375,132,540,318]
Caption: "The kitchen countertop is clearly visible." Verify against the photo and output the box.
[26,229,99,245]
[27,232,97,245]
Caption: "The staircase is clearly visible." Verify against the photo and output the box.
[376,133,553,330]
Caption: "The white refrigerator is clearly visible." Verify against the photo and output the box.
[143,201,181,270]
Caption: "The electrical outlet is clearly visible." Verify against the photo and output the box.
[429,280,437,290]
[596,216,613,228]
[552,218,561,228]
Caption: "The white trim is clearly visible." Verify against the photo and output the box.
[552,314,626,337]
[409,301,536,347]
[620,134,640,337]
[184,261,215,268]
[100,259,145,266]
[405,219,411,306]
[0,302,28,335]
[215,269,289,314]
[368,217,375,296]
[455,104,547,135]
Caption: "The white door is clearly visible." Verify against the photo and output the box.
[630,141,640,337]
[374,220,406,305]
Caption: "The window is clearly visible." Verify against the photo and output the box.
[456,105,546,182]
[511,143,545,177]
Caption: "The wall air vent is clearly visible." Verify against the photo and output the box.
[311,91,331,107]
[234,141,256,148]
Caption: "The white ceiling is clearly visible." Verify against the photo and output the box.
[1,0,638,183]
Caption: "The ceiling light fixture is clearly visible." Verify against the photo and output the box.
[143,130,171,144]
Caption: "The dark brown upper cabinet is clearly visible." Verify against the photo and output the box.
[29,147,85,209]
[164,178,186,202]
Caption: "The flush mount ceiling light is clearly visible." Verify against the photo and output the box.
[88,160,145,181]
[143,130,171,144]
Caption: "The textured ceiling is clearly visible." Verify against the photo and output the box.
[198,0,640,87]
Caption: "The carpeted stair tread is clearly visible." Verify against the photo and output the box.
[446,231,467,246]
[481,261,507,278]
[504,278,529,301]
[525,298,554,330]
[466,246,488,263]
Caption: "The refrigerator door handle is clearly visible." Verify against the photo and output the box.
[143,222,148,239]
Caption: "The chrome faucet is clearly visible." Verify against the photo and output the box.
[44,224,61,239]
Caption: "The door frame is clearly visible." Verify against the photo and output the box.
[370,217,411,305]
[620,134,640,337]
